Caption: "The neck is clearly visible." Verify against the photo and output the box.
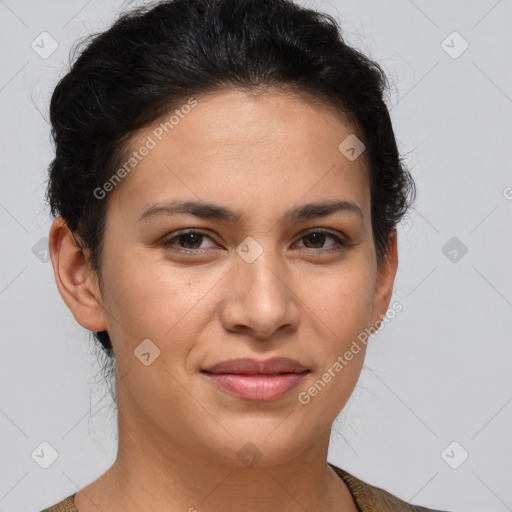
[75,387,357,512]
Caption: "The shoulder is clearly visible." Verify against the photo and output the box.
[40,494,77,512]
[328,463,452,512]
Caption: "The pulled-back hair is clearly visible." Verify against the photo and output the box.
[46,0,415,357]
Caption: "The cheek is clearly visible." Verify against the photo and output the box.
[301,263,374,402]
[100,250,225,349]
[304,263,376,341]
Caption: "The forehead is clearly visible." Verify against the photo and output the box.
[105,88,370,222]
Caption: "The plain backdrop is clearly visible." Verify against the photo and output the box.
[0,1,511,511]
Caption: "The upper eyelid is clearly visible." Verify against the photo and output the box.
[295,229,350,247]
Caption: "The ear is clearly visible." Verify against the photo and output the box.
[370,228,398,328]
[48,217,107,332]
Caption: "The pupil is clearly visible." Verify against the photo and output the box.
[180,233,201,249]
[305,233,325,248]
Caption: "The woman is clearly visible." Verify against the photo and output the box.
[42,0,451,510]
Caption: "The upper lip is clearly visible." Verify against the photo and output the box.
[202,357,309,375]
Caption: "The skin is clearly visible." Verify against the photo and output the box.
[49,88,398,512]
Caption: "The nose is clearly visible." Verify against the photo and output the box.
[219,248,300,340]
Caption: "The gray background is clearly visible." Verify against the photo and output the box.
[1,1,511,511]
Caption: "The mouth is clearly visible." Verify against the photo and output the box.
[200,357,310,402]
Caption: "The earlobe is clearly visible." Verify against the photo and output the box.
[48,217,108,332]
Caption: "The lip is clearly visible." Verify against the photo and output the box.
[201,357,310,402]
[202,357,309,374]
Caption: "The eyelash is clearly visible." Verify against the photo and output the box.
[160,228,350,254]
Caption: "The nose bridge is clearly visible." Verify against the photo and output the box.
[243,247,285,302]
[220,240,299,338]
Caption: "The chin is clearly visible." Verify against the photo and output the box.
[188,419,314,469]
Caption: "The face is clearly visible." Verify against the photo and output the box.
[53,89,397,468]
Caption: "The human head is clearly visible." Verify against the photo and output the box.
[46,0,414,426]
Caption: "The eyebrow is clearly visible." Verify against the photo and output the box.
[137,199,363,224]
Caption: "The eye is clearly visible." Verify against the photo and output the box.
[294,229,349,251]
[161,229,217,252]
[160,228,350,255]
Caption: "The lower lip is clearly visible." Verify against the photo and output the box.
[203,372,309,401]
